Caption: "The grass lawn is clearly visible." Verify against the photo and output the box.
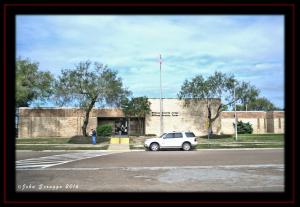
[16,136,110,144]
[196,143,284,149]
[129,133,284,149]
[197,134,284,149]
[16,136,110,150]
[16,137,70,144]
[16,145,109,151]
[198,133,284,143]
[16,134,284,150]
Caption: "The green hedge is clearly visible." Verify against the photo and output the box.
[96,124,113,137]
[234,121,253,134]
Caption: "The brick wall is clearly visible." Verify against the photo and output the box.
[18,104,284,138]
[145,99,221,136]
[220,111,284,134]
[18,108,122,137]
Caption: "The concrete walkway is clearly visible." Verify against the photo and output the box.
[107,144,130,151]
[107,137,130,151]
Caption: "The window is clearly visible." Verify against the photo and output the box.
[257,118,260,129]
[174,133,183,138]
[279,118,281,129]
[185,132,196,137]
[165,133,174,138]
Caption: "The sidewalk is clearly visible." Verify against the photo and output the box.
[107,137,130,151]
[107,144,130,151]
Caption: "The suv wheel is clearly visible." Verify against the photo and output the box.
[182,142,191,151]
[150,143,159,151]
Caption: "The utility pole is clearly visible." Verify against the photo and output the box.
[159,54,163,136]
[234,81,238,141]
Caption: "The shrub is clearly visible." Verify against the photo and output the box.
[233,121,253,134]
[97,124,113,137]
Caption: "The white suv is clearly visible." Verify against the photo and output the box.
[144,131,197,151]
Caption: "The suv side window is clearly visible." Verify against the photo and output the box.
[174,133,183,138]
[185,132,196,137]
[165,133,175,138]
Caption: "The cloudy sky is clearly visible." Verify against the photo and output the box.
[16,15,284,108]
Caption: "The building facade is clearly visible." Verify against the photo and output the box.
[18,98,284,138]
[145,98,221,136]
[221,111,285,134]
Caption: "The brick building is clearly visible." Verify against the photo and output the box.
[18,98,284,138]
[221,111,285,134]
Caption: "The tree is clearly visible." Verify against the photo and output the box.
[236,82,260,110]
[120,98,135,135]
[178,71,257,138]
[54,61,131,136]
[16,58,54,137]
[121,96,151,135]
[236,105,245,111]
[16,58,54,107]
[246,97,281,111]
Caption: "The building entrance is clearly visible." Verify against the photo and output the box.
[114,118,128,135]
[97,117,128,135]
[97,117,145,136]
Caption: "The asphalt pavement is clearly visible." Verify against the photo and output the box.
[16,149,284,192]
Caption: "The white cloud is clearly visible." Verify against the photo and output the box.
[16,15,284,108]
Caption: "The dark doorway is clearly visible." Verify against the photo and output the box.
[98,117,145,136]
[97,117,128,135]
[115,118,128,135]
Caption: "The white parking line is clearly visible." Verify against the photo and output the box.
[16,152,119,170]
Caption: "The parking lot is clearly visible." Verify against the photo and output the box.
[16,149,284,192]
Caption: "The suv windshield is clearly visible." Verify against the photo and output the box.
[159,133,166,138]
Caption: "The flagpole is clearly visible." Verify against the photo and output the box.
[159,54,163,136]
[234,81,238,141]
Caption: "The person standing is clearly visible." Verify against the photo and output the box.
[90,129,97,145]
